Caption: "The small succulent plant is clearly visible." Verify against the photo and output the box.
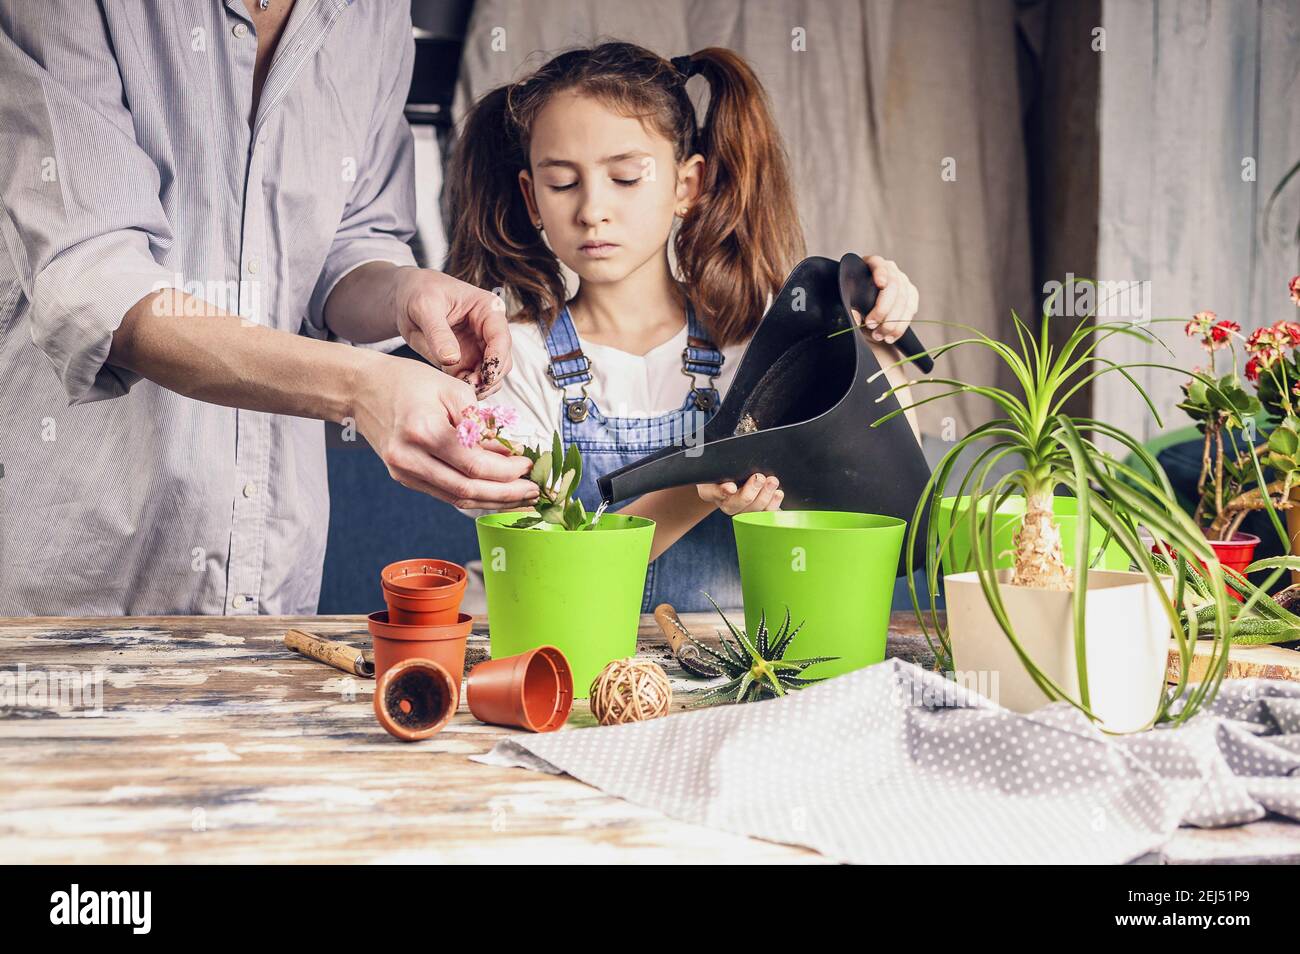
[512,432,595,531]
[687,594,835,705]
[458,405,597,531]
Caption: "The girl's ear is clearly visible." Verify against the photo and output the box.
[675,153,705,212]
[518,170,542,227]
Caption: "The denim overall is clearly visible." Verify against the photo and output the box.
[543,302,744,612]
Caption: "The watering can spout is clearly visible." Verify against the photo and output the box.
[597,445,715,505]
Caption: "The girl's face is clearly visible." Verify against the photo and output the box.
[519,91,702,287]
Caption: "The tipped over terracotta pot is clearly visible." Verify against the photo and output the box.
[466,645,574,733]
[374,658,458,741]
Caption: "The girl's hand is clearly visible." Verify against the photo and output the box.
[857,255,919,346]
[698,473,783,515]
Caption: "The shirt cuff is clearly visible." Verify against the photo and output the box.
[26,231,176,405]
[305,241,417,341]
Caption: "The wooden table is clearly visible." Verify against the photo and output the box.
[2,612,1297,864]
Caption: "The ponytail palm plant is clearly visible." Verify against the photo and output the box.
[869,286,1239,727]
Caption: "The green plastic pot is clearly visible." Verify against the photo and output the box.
[936,495,1129,576]
[732,511,905,680]
[476,512,655,696]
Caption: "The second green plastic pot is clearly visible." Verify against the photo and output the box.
[476,513,655,696]
[732,510,905,680]
[936,495,1130,576]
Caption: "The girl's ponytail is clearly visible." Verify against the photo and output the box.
[445,84,567,323]
[675,48,805,345]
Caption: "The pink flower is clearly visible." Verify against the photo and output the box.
[457,403,519,448]
[487,405,519,430]
[1291,275,1300,307]
[456,416,484,448]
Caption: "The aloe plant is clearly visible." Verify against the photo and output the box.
[686,594,834,705]
[870,283,1242,726]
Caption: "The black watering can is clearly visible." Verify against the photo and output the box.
[596,254,934,576]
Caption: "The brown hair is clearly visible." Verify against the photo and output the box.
[445,42,805,346]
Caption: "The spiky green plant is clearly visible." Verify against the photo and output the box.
[686,594,836,705]
[866,282,1248,729]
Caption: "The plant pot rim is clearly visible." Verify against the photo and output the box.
[374,657,459,741]
[1204,531,1261,547]
[380,559,467,597]
[475,512,654,532]
[732,510,905,530]
[943,568,1170,593]
[367,610,474,642]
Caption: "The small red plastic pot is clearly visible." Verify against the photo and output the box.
[1151,531,1259,602]
[367,610,472,685]
[465,645,574,733]
[374,657,459,741]
[380,559,468,625]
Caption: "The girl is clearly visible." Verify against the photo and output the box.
[446,42,918,613]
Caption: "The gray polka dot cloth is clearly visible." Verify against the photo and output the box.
[475,659,1300,863]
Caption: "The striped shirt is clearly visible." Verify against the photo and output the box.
[0,0,417,614]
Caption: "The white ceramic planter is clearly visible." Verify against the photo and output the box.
[944,569,1171,733]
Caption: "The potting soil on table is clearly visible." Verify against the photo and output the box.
[475,659,1300,864]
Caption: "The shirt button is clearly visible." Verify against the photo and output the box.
[243,482,256,498]
[246,259,259,275]
[231,595,249,609]
[232,23,249,39]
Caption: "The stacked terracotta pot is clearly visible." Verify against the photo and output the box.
[369,559,574,741]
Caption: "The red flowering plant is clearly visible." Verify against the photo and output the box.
[1179,279,1300,540]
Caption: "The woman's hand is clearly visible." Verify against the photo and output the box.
[698,473,783,515]
[351,352,539,510]
[857,255,919,345]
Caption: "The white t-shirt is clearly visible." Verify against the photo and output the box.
[482,317,749,449]
[456,316,751,614]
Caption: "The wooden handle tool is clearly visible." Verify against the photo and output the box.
[653,603,722,679]
[284,629,375,678]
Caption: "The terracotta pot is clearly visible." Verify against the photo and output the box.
[374,658,458,741]
[367,610,472,685]
[380,559,468,625]
[944,569,1171,733]
[466,645,574,733]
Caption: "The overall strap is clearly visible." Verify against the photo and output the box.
[682,301,725,377]
[542,304,594,423]
[682,301,724,411]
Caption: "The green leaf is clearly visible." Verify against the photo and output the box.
[507,514,543,529]
[529,453,552,486]
[563,441,582,493]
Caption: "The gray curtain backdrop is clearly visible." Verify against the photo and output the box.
[450,0,1037,438]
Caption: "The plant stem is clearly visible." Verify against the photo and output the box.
[1011,486,1072,590]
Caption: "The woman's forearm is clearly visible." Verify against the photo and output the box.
[108,288,375,423]
[322,261,406,344]
[618,485,716,562]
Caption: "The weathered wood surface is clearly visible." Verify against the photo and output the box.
[1,612,1296,864]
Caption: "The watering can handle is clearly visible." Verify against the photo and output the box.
[838,253,934,374]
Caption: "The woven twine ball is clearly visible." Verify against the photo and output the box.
[589,658,672,725]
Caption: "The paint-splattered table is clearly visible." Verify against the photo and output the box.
[1,613,1298,864]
